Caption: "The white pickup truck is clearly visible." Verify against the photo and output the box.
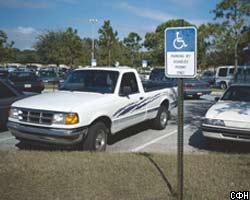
[8,67,177,151]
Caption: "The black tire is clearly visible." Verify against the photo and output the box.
[152,105,168,130]
[220,82,227,90]
[82,122,108,151]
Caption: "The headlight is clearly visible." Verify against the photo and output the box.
[204,118,225,126]
[53,113,65,124]
[53,113,79,125]
[9,108,22,119]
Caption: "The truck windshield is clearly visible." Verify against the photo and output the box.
[60,70,119,93]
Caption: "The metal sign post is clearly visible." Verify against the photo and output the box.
[165,26,197,200]
[177,78,184,200]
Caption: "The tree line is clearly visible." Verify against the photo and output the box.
[0,0,249,70]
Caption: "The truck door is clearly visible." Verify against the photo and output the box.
[113,72,146,131]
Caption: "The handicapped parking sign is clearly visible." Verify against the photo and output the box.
[165,27,197,78]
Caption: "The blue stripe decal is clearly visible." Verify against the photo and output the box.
[113,92,169,118]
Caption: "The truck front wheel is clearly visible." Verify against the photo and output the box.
[82,122,108,151]
[152,105,168,130]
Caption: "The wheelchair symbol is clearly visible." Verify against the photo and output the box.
[173,32,188,50]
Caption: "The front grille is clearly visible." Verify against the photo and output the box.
[19,109,53,125]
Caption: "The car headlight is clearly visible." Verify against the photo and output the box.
[203,118,225,126]
[9,108,22,119]
[53,113,79,125]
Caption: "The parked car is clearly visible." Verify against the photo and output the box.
[149,68,211,98]
[8,71,44,93]
[59,67,71,79]
[0,69,9,79]
[202,84,250,142]
[215,65,250,89]
[26,65,38,72]
[183,79,211,99]
[150,68,171,82]
[200,70,215,86]
[7,66,18,72]
[38,70,61,84]
[235,66,250,84]
[8,67,177,151]
[0,79,34,129]
[215,66,235,89]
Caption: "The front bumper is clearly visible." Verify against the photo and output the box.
[202,124,250,142]
[8,121,87,145]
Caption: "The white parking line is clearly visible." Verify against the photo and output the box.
[0,136,15,143]
[131,125,190,152]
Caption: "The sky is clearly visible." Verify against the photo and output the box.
[0,0,218,50]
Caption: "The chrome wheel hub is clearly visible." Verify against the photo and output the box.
[160,112,167,127]
[95,130,106,151]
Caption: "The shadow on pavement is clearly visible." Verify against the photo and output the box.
[184,100,213,126]
[189,129,250,154]
[108,121,152,145]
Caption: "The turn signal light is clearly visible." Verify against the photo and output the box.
[65,113,79,125]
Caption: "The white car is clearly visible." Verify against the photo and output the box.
[202,84,250,142]
[8,67,177,151]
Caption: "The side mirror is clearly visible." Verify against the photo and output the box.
[214,96,220,102]
[122,86,132,96]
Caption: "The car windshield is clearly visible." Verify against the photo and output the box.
[60,70,119,93]
[39,71,56,77]
[9,72,37,82]
[221,86,250,102]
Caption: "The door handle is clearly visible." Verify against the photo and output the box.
[139,97,144,100]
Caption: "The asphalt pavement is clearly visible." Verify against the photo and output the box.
[1,95,250,153]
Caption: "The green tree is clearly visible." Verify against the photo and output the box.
[98,20,119,66]
[197,23,229,68]
[123,32,142,52]
[0,30,14,63]
[62,28,83,67]
[123,32,142,67]
[34,30,64,65]
[79,37,92,66]
[213,0,250,74]
[34,28,83,67]
[16,50,40,64]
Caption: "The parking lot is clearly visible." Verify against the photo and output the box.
[1,94,249,154]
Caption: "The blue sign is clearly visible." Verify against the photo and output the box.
[165,27,197,78]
